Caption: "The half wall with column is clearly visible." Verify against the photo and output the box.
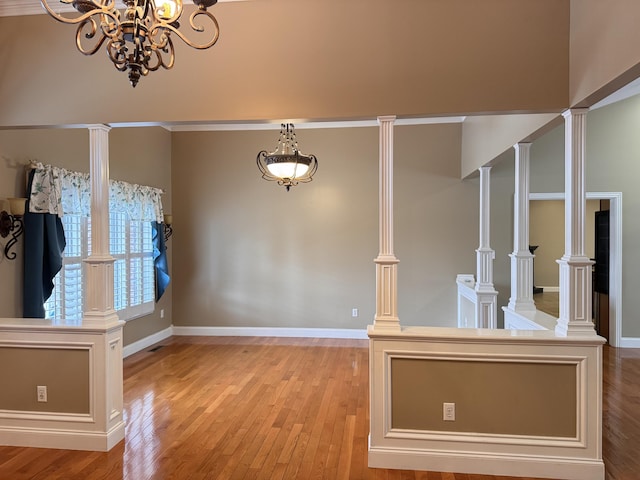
[369,115,605,480]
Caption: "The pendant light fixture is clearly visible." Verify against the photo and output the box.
[256,124,318,192]
[40,0,220,87]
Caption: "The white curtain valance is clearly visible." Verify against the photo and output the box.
[28,162,164,223]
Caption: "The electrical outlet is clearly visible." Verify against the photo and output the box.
[352,308,359,317]
[443,402,455,421]
[37,385,47,403]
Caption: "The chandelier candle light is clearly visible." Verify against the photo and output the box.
[256,124,318,192]
[40,0,220,87]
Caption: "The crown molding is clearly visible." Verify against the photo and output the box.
[0,116,466,131]
[163,117,466,132]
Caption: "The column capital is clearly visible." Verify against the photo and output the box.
[562,108,589,119]
[86,124,112,133]
[377,115,396,124]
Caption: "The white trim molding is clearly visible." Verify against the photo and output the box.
[540,286,560,293]
[0,318,125,451]
[123,326,174,358]
[619,337,640,348]
[125,326,367,356]
[0,424,124,451]
[172,326,368,339]
[368,447,605,480]
[368,326,605,480]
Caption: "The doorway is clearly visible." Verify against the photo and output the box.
[529,192,622,347]
[593,201,610,339]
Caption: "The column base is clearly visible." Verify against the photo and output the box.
[506,299,537,313]
[556,255,596,337]
[371,317,402,331]
[555,320,599,337]
[508,252,535,312]
[475,289,498,329]
[82,311,121,325]
[375,255,400,330]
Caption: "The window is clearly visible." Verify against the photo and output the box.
[110,211,155,319]
[31,163,164,322]
[44,214,88,321]
[45,213,155,321]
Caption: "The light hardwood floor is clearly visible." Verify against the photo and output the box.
[533,292,559,318]
[0,336,636,480]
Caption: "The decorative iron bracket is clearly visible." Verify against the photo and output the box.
[0,210,24,260]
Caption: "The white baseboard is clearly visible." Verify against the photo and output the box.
[619,337,640,348]
[368,445,605,480]
[539,286,560,293]
[0,421,125,452]
[172,326,369,339]
[123,326,174,358]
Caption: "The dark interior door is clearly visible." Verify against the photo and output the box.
[594,208,610,340]
[594,210,609,294]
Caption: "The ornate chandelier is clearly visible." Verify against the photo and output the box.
[40,0,220,87]
[257,124,318,192]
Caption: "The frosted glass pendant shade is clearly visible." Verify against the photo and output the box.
[266,161,310,179]
[256,123,318,191]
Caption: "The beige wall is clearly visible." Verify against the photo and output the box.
[459,2,640,181]
[461,113,561,179]
[0,2,637,339]
[584,95,640,338]
[529,199,598,288]
[529,199,563,288]
[570,0,640,107]
[0,127,172,345]
[391,358,576,437]
[0,129,89,319]
[171,124,477,329]
[0,347,89,413]
[0,0,569,127]
[487,154,517,326]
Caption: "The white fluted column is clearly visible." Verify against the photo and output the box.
[373,116,400,330]
[84,125,118,321]
[475,166,497,328]
[83,125,125,451]
[507,143,536,313]
[556,109,596,336]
